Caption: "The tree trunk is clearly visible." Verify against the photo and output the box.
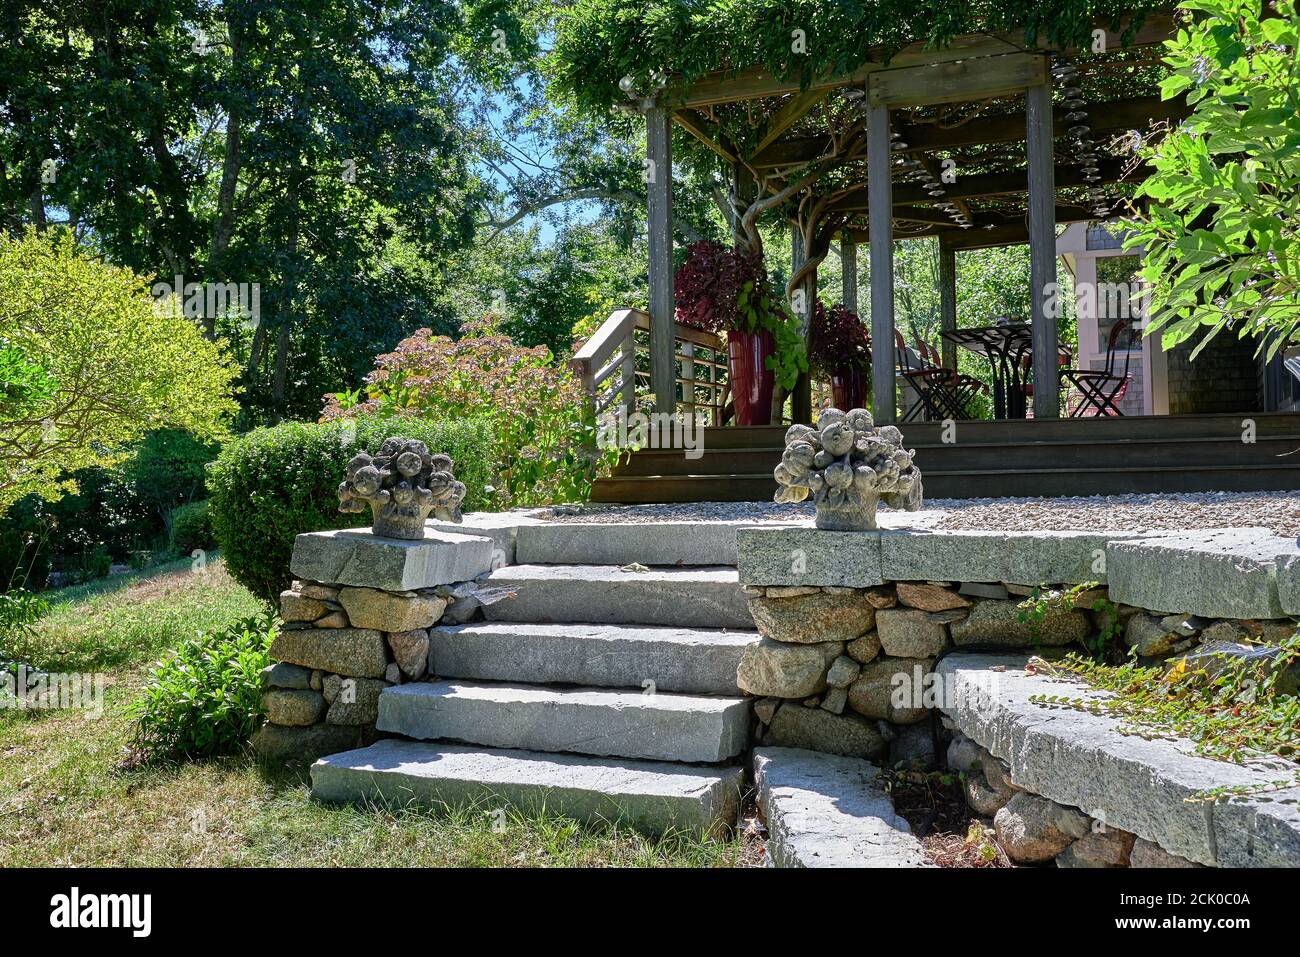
[204,18,245,339]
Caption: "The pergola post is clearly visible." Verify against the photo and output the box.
[938,240,957,370]
[841,238,858,314]
[1026,79,1060,419]
[646,104,676,414]
[866,98,896,424]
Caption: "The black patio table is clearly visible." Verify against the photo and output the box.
[941,323,1071,420]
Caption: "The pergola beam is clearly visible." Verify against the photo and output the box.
[750,88,829,159]
[663,15,1174,107]
[869,53,1048,109]
[672,109,737,163]
[750,95,1187,167]
[826,159,1129,211]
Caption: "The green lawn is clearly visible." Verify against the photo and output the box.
[0,558,750,867]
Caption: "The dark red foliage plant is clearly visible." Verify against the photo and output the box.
[809,302,871,376]
[673,240,772,335]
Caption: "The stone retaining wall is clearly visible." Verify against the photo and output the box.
[251,529,494,763]
[737,525,1300,868]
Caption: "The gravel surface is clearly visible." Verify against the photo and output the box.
[541,491,1300,538]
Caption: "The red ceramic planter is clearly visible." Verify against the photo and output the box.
[830,367,868,410]
[727,329,775,426]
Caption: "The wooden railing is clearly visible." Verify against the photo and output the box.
[571,307,733,426]
[571,308,642,420]
[572,306,839,428]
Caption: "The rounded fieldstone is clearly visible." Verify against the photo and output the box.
[950,599,1089,648]
[297,582,342,601]
[845,631,882,664]
[876,607,950,658]
[737,637,844,698]
[746,591,876,645]
[279,590,328,623]
[387,628,430,679]
[994,792,1091,864]
[1055,828,1135,868]
[847,657,933,724]
[263,661,312,690]
[825,655,861,688]
[338,587,448,632]
[269,628,389,678]
[1125,612,1179,657]
[896,582,971,613]
[322,675,388,726]
[764,702,886,759]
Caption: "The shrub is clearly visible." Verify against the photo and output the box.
[129,612,276,760]
[324,318,610,507]
[168,500,213,555]
[0,587,50,668]
[122,429,220,532]
[208,416,492,603]
[809,302,871,378]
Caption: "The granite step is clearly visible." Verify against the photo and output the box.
[428,621,759,695]
[377,680,750,764]
[754,747,930,868]
[481,564,753,629]
[513,521,756,567]
[312,739,744,836]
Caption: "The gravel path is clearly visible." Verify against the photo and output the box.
[542,490,1300,538]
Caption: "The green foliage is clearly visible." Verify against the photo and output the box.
[550,1,1162,116]
[168,501,214,556]
[326,320,613,507]
[121,430,220,531]
[1128,0,1300,359]
[737,281,808,392]
[129,613,277,760]
[0,230,239,513]
[207,416,493,603]
[2,1,487,424]
[1016,581,1122,659]
[1030,633,1300,786]
[0,588,50,670]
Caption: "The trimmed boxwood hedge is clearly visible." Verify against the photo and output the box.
[168,499,214,555]
[208,416,493,603]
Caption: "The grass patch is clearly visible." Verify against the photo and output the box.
[4,555,266,675]
[0,556,748,867]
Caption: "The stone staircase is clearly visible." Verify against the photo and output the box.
[310,522,761,835]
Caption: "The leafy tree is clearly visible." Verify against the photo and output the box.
[1,1,488,422]
[1127,0,1299,357]
[0,229,238,512]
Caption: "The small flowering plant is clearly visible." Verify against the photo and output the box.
[809,302,871,378]
[325,317,619,506]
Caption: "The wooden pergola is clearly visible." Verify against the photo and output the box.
[635,12,1184,424]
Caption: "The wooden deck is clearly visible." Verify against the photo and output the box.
[590,412,1300,503]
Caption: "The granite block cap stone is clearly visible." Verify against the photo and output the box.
[290,527,493,591]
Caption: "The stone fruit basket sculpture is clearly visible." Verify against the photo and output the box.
[773,407,923,530]
[338,437,466,539]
